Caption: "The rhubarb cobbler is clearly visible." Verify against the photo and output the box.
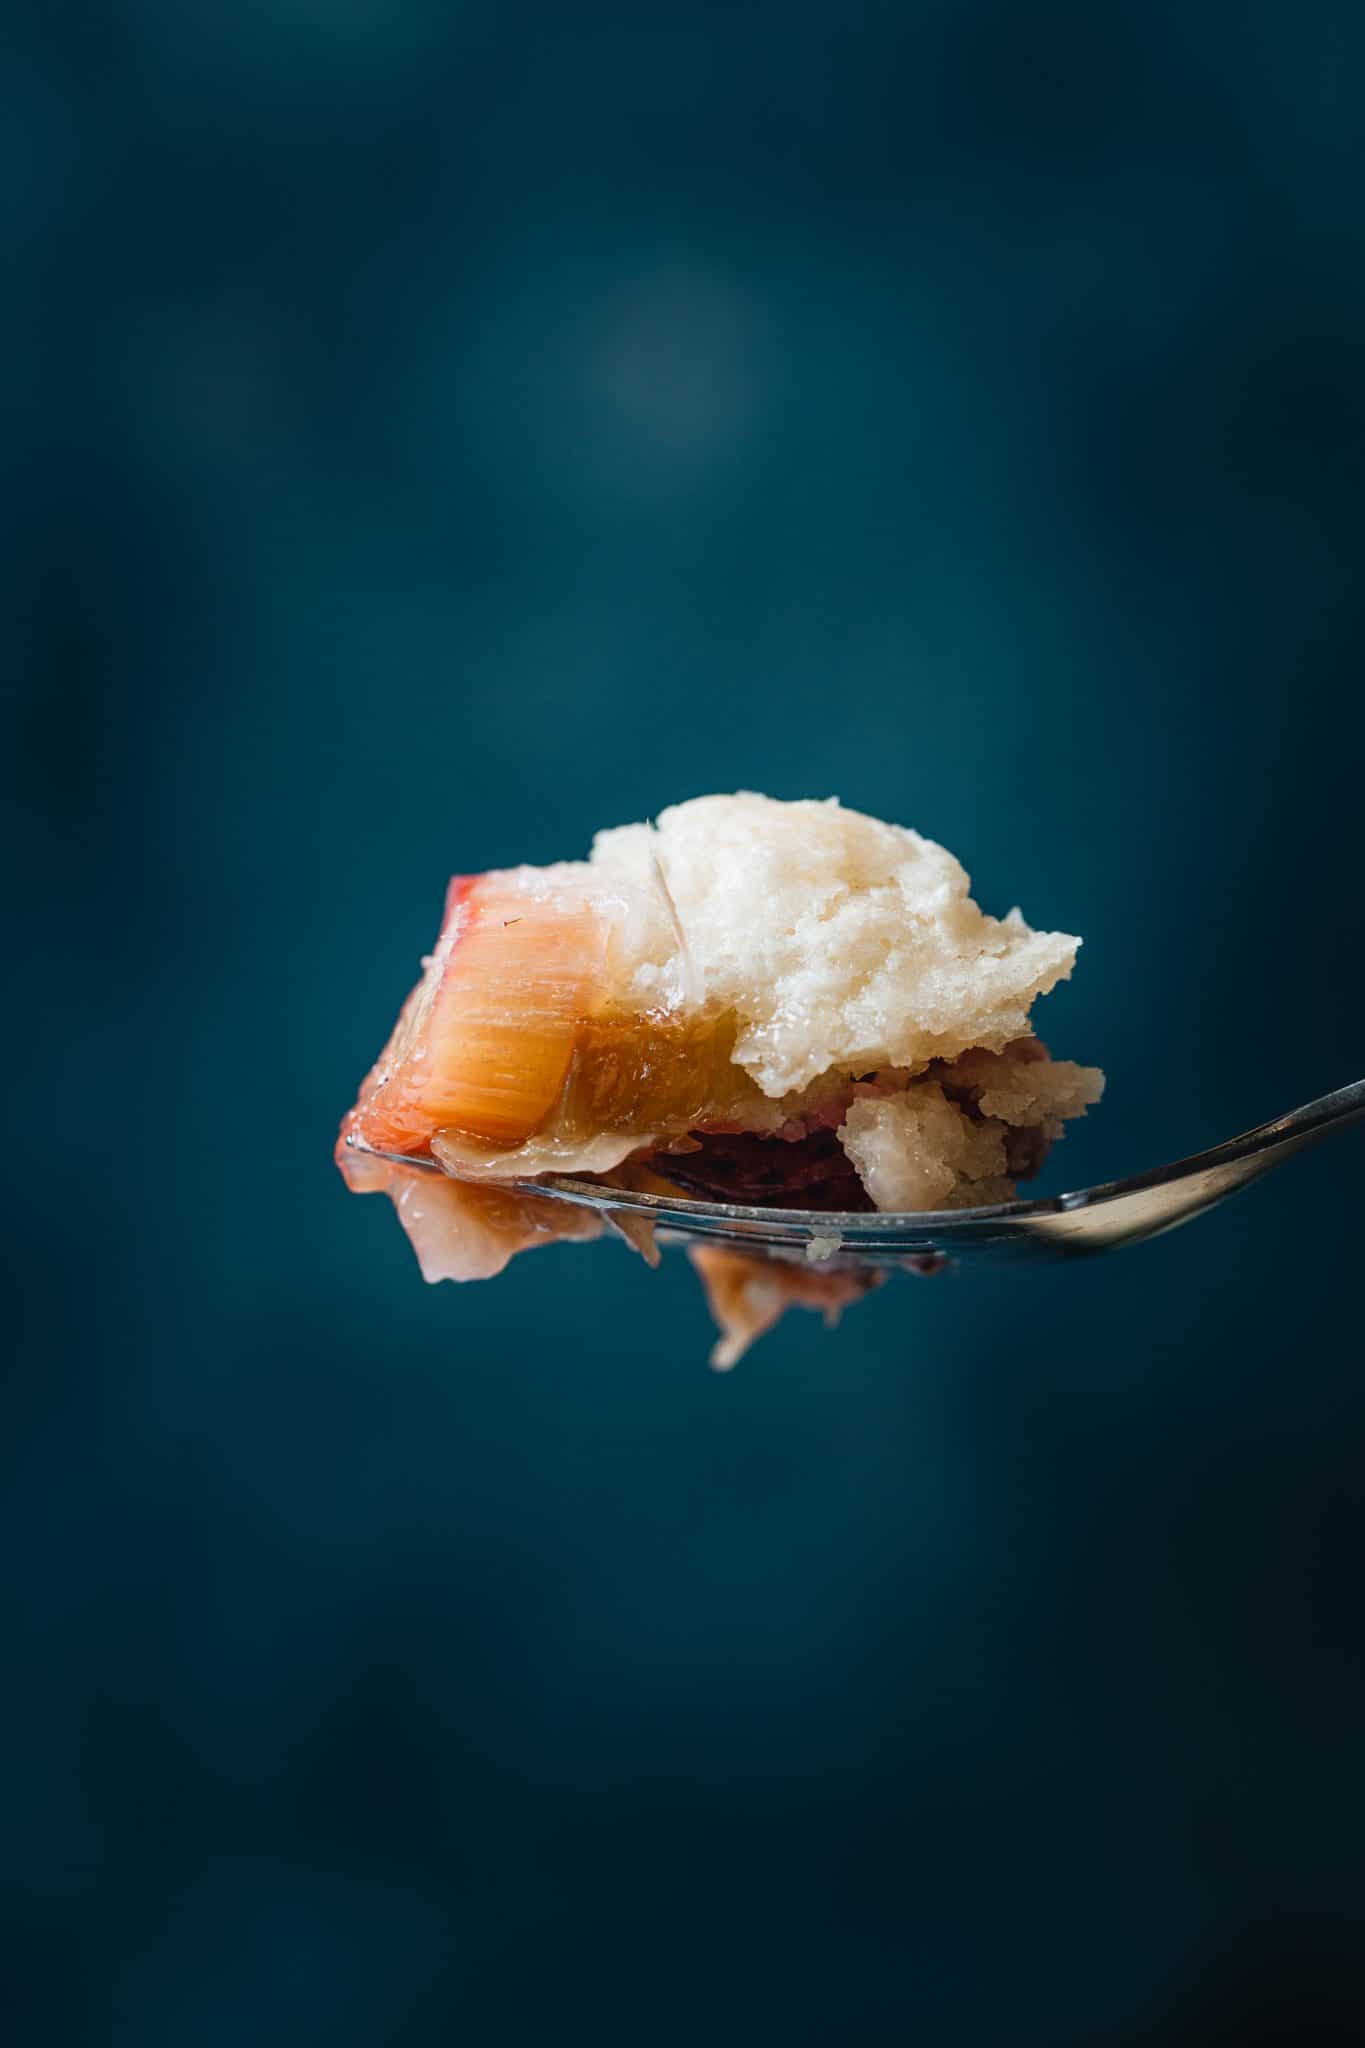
[337,794,1103,1364]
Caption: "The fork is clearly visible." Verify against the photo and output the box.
[349,1078,1364,1271]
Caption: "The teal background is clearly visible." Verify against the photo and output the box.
[8,2,1365,2041]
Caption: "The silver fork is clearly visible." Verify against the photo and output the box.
[349,1079,1363,1271]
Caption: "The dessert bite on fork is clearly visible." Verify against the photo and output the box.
[338,793,1102,1364]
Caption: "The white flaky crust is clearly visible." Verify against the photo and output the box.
[589,793,1081,1096]
[839,1056,1104,1212]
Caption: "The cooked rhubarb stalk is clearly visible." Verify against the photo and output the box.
[346,877,611,1158]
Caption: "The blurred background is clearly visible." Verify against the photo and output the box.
[7,1,1365,2040]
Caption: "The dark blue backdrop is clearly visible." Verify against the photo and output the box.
[8,2,1365,2041]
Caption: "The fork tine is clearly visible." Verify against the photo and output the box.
[342,1080,1364,1270]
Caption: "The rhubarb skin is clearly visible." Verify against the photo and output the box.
[339,874,610,1164]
